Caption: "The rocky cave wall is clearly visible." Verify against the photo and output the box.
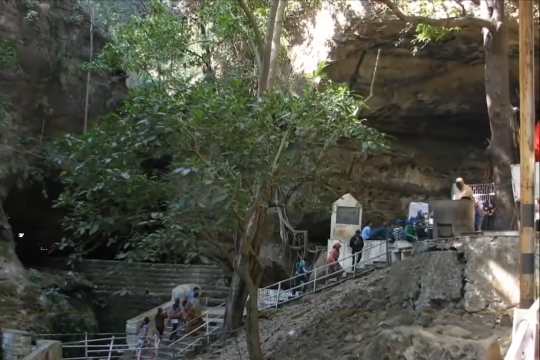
[286,5,540,242]
[0,0,126,331]
[0,0,126,272]
[1,0,539,307]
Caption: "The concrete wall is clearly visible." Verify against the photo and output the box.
[457,232,523,312]
[1,329,32,360]
[431,199,475,236]
[1,330,61,360]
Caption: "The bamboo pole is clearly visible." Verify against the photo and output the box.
[518,0,536,309]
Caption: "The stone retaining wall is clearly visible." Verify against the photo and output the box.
[457,231,526,312]
[1,329,32,360]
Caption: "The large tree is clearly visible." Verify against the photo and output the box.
[51,2,386,360]
[377,0,518,229]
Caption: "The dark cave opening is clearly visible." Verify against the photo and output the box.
[298,213,331,248]
[4,177,65,266]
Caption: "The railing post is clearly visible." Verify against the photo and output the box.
[313,268,317,292]
[205,312,210,337]
[107,336,114,360]
[385,241,389,263]
[275,282,281,309]
[84,332,88,359]
[352,251,357,277]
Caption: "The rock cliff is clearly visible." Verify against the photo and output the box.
[0,0,125,329]
[0,0,125,137]
[286,4,540,241]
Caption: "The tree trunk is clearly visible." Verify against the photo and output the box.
[482,0,517,229]
[223,189,267,360]
[245,267,263,360]
[265,0,287,90]
[223,268,248,331]
[258,0,279,95]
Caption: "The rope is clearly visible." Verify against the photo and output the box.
[83,0,94,133]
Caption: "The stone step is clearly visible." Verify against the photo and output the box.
[80,267,226,277]
[85,272,224,284]
[79,263,224,275]
[86,279,228,293]
[92,284,228,297]
[90,279,229,294]
[88,277,228,287]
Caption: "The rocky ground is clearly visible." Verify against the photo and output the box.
[195,251,512,360]
[0,268,98,334]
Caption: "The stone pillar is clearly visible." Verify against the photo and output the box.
[1,329,33,360]
[22,340,62,360]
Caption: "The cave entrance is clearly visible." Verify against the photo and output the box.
[4,177,65,266]
[298,213,331,248]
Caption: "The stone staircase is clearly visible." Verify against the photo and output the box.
[39,258,230,304]
[156,306,226,359]
[36,258,230,333]
[77,260,228,301]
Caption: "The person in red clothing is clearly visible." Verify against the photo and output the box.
[326,242,342,274]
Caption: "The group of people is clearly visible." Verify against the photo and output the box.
[289,177,496,298]
[136,287,203,358]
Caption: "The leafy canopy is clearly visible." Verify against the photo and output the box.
[50,79,385,262]
[49,0,387,263]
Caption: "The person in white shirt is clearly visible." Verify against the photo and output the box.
[453,177,474,200]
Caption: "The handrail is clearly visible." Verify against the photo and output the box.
[258,240,390,310]
[36,332,125,337]
[167,314,208,348]
[63,337,128,344]
[261,240,387,290]
[166,299,227,348]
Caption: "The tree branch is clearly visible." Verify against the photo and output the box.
[237,0,264,73]
[271,129,290,175]
[453,0,467,16]
[376,0,494,31]
[365,48,382,103]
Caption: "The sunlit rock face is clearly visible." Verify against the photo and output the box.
[284,1,540,235]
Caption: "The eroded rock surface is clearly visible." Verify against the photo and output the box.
[195,251,511,360]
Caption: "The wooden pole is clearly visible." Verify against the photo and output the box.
[518,0,536,309]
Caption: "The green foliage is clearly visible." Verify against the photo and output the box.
[411,23,461,55]
[87,0,196,82]
[49,78,386,263]
[0,39,18,70]
[50,0,387,264]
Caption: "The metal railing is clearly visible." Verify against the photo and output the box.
[60,335,131,360]
[504,299,539,360]
[258,240,390,310]
[164,301,226,358]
